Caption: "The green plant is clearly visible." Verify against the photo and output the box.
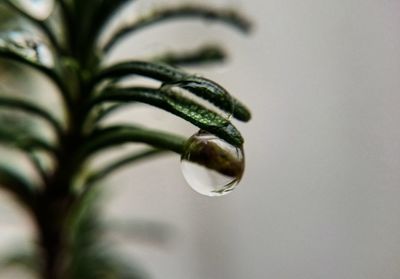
[0,0,251,278]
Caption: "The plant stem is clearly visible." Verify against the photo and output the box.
[34,131,83,278]
[35,195,71,279]
[33,7,90,275]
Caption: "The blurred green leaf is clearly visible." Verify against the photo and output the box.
[153,44,227,66]
[79,125,185,161]
[0,165,36,209]
[0,127,55,153]
[103,5,251,53]
[0,96,64,137]
[0,1,252,278]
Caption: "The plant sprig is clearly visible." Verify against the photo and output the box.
[0,1,252,278]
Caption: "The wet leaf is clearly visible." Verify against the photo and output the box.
[90,86,244,146]
[95,61,251,121]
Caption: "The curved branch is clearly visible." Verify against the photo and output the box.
[102,5,251,53]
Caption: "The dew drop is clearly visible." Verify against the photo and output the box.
[181,130,245,197]
[14,0,54,20]
[161,78,235,121]
[1,31,55,67]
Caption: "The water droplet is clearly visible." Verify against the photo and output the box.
[0,31,54,67]
[14,0,55,20]
[181,130,245,197]
[161,77,235,121]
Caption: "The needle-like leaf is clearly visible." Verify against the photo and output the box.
[0,96,64,138]
[78,125,185,162]
[102,5,251,53]
[0,165,36,209]
[152,44,227,66]
[87,86,244,146]
[0,128,55,153]
[94,61,251,121]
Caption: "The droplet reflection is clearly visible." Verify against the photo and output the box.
[181,130,245,197]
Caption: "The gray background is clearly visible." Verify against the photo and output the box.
[1,0,400,278]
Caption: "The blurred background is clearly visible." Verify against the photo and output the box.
[1,0,400,278]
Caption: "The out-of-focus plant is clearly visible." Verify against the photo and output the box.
[0,0,251,278]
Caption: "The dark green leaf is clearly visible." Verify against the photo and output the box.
[78,125,186,161]
[95,61,186,84]
[27,150,50,185]
[0,96,64,138]
[0,116,53,184]
[0,128,56,153]
[102,5,251,53]
[153,44,227,66]
[0,165,36,209]
[169,76,251,122]
[87,86,244,146]
[94,61,251,121]
[91,0,134,40]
